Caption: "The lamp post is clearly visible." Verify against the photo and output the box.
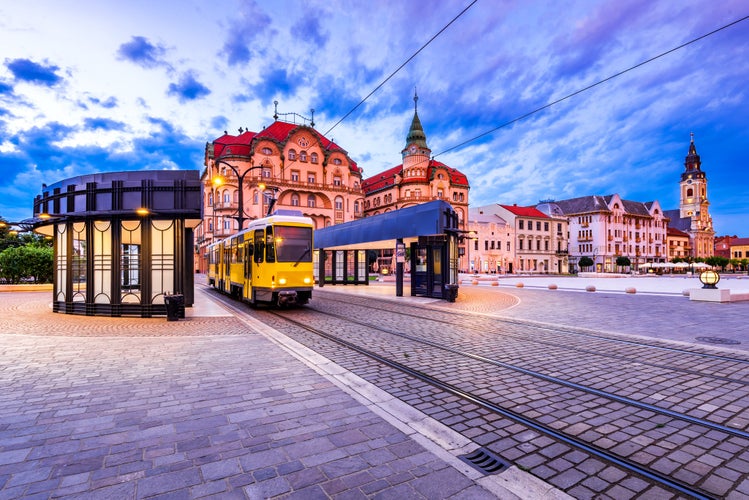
[212,158,263,231]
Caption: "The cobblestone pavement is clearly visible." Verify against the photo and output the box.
[0,290,533,499]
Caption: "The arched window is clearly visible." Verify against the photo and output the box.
[288,149,297,160]
[307,195,316,208]
[291,193,300,206]
[687,188,694,197]
[208,192,213,206]
[223,191,230,204]
[333,158,342,165]
[300,151,307,162]
[335,196,343,210]
[354,201,360,213]
[262,147,272,155]
[253,191,259,205]
[310,152,318,163]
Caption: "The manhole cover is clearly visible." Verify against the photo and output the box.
[458,448,509,475]
[696,336,741,345]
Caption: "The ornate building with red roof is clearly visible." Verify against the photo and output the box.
[196,107,365,272]
[361,93,470,228]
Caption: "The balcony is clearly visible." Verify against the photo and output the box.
[555,250,569,256]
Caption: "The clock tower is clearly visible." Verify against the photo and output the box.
[678,133,714,257]
[401,90,431,181]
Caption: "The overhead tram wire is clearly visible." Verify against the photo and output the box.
[323,0,478,137]
[433,13,749,159]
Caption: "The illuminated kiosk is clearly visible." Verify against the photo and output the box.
[32,171,202,317]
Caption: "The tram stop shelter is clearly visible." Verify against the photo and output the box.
[314,200,462,301]
[31,170,202,317]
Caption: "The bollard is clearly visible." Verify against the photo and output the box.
[515,282,524,288]
[585,285,596,292]
[548,284,558,290]
[625,287,637,294]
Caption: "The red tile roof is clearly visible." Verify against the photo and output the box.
[211,121,360,173]
[361,159,469,194]
[667,227,689,237]
[499,204,549,218]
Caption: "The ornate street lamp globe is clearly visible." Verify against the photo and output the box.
[699,270,720,289]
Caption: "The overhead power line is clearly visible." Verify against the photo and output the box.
[323,0,478,137]
[434,13,749,158]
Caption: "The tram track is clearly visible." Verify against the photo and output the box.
[260,306,720,500]
[317,291,749,386]
[206,287,748,498]
[318,291,749,369]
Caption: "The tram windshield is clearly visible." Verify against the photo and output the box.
[274,226,313,263]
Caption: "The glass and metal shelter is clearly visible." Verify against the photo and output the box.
[314,200,461,301]
[31,170,202,317]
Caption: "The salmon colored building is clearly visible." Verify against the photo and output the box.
[196,107,364,272]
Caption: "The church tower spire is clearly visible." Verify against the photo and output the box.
[405,89,428,150]
[401,89,432,181]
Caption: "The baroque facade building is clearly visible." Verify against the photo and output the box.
[552,194,668,273]
[195,111,365,272]
[664,134,715,258]
[361,93,471,268]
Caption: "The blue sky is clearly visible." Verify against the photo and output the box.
[1,0,747,235]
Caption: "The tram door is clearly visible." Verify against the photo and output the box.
[410,237,447,299]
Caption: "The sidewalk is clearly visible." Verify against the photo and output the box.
[0,287,563,499]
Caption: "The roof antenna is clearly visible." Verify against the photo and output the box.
[414,87,418,112]
[273,100,279,121]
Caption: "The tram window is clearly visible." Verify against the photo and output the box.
[265,226,276,263]
[274,226,313,263]
[253,230,264,263]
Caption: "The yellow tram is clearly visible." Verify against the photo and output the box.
[207,211,314,306]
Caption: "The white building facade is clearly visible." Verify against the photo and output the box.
[553,194,668,273]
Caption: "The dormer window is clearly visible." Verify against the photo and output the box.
[261,147,272,155]
[333,158,342,165]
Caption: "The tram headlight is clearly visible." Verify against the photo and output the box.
[278,277,287,285]
[303,277,312,285]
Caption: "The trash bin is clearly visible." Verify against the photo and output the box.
[164,293,184,321]
[444,283,459,303]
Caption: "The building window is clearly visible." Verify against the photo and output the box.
[544,222,549,231]
[262,147,272,155]
[310,152,318,164]
[291,194,300,206]
[507,241,510,251]
[262,168,271,178]
[518,239,523,250]
[308,173,316,184]
[333,176,341,186]
[536,221,541,231]
[519,220,524,230]
[354,201,360,214]
[307,195,316,208]
[333,158,342,165]
[300,151,307,162]
[288,149,296,160]
[437,189,443,198]
[291,170,300,182]
[335,196,343,210]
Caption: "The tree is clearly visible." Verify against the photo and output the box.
[578,256,594,271]
[615,256,631,271]
[0,244,53,284]
[705,255,729,271]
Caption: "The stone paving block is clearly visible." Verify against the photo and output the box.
[200,457,242,481]
[135,468,201,498]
